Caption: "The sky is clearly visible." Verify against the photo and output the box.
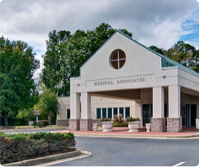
[0,0,199,79]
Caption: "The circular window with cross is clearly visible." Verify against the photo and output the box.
[110,49,126,70]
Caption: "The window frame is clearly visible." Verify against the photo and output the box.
[110,49,126,70]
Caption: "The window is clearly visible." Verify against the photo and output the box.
[108,108,112,118]
[96,107,130,119]
[125,107,130,118]
[102,108,106,118]
[67,109,70,119]
[114,108,118,116]
[119,107,124,117]
[110,49,126,70]
[97,108,101,119]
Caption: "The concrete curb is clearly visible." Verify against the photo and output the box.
[39,150,92,166]
[74,133,199,139]
[3,149,82,166]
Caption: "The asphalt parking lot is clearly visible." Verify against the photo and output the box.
[51,136,199,166]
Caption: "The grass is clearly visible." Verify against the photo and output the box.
[0,125,68,130]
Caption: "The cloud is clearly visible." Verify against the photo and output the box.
[0,0,198,77]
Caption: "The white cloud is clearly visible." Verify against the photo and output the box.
[0,0,198,77]
[139,20,194,49]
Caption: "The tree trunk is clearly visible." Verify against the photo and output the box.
[47,111,51,125]
[4,112,8,127]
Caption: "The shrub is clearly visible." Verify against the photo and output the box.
[43,121,49,126]
[126,116,140,122]
[32,120,49,128]
[101,118,112,122]
[37,122,44,127]
[0,132,76,164]
[113,122,128,127]
[113,114,123,123]
[33,121,37,128]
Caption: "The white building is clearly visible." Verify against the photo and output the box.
[57,30,199,132]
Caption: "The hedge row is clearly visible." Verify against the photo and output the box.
[0,132,76,164]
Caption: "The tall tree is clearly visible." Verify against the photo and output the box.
[0,37,39,126]
[42,30,72,96]
[149,46,167,55]
[42,23,132,96]
[166,41,199,72]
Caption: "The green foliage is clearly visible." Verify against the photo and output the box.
[126,116,140,122]
[167,41,199,73]
[149,46,167,55]
[15,108,35,125]
[37,122,44,128]
[0,132,29,141]
[38,86,58,125]
[0,132,75,164]
[41,23,132,96]
[149,41,199,73]
[30,131,74,141]
[0,37,40,126]
[113,114,124,123]
[33,121,37,128]
[101,117,112,122]
[113,122,128,127]
[33,121,49,128]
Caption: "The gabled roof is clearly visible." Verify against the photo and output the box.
[80,30,199,77]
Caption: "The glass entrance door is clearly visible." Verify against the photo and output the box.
[143,104,152,126]
[181,104,186,126]
[181,104,196,127]
[191,104,196,126]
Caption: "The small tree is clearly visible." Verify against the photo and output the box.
[38,87,58,125]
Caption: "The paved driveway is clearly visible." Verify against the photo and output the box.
[51,136,199,166]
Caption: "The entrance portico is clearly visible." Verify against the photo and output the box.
[69,30,199,132]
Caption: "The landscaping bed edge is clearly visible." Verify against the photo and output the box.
[3,149,81,166]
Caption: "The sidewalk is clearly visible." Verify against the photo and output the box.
[1,126,198,139]
[53,127,199,139]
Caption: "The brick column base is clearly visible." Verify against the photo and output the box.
[167,118,182,132]
[80,119,93,131]
[69,119,80,131]
[56,120,69,126]
[151,118,166,132]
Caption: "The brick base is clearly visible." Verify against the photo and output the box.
[167,118,182,132]
[56,120,69,126]
[69,119,80,131]
[80,119,93,131]
[151,118,166,132]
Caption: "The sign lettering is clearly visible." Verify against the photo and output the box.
[93,77,145,86]
[34,109,41,116]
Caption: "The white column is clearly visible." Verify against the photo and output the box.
[124,107,126,118]
[117,108,119,117]
[153,87,164,118]
[112,108,114,119]
[70,93,80,119]
[106,108,108,118]
[168,85,181,117]
[81,92,91,119]
[101,108,103,118]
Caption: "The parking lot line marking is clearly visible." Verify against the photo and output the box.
[172,162,185,166]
